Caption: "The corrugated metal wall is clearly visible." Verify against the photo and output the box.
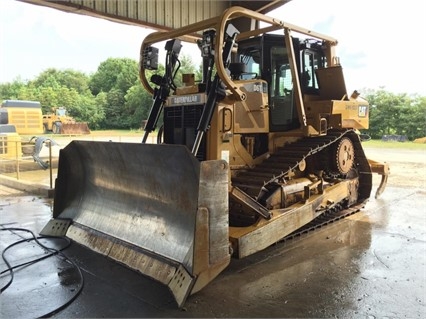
[19,0,234,31]
[19,0,288,31]
[81,0,226,28]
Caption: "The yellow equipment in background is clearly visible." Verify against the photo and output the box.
[0,100,43,135]
[43,107,90,134]
[0,124,22,159]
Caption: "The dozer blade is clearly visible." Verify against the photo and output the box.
[41,141,231,307]
[60,123,91,134]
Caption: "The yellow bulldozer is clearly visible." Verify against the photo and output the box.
[42,107,90,134]
[42,7,389,307]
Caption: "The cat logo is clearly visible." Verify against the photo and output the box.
[358,105,368,117]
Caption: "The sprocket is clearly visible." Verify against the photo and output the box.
[333,137,355,174]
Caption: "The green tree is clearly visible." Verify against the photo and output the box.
[397,96,426,140]
[36,86,59,113]
[364,89,425,140]
[71,95,105,129]
[1,68,106,129]
[124,84,152,129]
[89,58,138,95]
[94,92,109,129]
[31,68,91,94]
[0,78,27,100]
[33,68,107,128]
[89,58,140,128]
[103,88,126,128]
[15,85,39,102]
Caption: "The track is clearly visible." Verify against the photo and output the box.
[282,201,367,242]
[230,129,372,225]
[232,130,352,197]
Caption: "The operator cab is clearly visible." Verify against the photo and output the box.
[234,34,326,132]
[156,32,328,162]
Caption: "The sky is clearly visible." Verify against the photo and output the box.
[0,0,425,96]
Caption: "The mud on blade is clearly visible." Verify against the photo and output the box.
[41,141,231,307]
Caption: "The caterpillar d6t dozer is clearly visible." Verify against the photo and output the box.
[41,7,389,307]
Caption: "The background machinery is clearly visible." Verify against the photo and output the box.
[42,7,389,307]
[0,124,22,159]
[42,106,90,134]
[0,100,44,135]
[0,100,42,158]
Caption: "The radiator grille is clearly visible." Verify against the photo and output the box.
[163,104,206,161]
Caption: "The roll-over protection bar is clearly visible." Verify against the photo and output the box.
[139,6,338,102]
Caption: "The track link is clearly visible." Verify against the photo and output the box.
[232,130,354,199]
[230,129,372,227]
[282,202,366,242]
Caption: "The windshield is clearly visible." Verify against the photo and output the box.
[56,108,66,116]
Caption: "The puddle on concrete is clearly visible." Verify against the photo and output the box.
[0,180,424,318]
[0,228,82,319]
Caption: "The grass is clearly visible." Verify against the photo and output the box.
[362,139,426,150]
[90,129,147,136]
[20,130,425,150]
[20,129,154,139]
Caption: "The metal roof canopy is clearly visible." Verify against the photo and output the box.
[17,0,291,33]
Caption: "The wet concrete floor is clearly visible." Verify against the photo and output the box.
[0,147,425,318]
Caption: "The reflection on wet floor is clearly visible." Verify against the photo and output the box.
[1,185,425,318]
[183,214,373,317]
[0,226,83,318]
